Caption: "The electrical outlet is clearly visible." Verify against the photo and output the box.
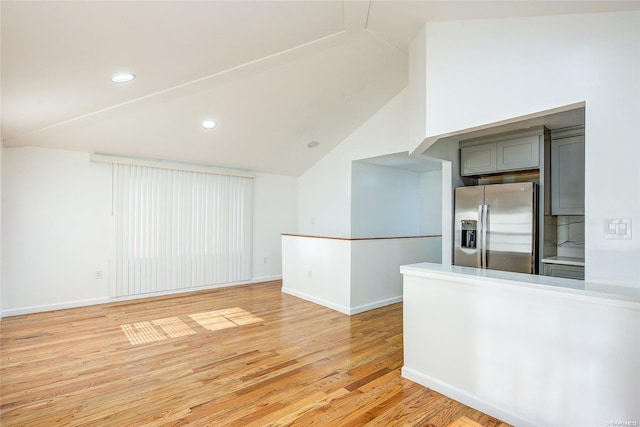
[263,257,268,264]
[95,270,103,280]
[308,270,313,279]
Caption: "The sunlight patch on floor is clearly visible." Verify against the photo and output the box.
[121,307,263,345]
[188,311,236,331]
[447,416,484,427]
[121,321,167,345]
[153,317,197,338]
[189,308,264,331]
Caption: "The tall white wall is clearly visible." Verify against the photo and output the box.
[420,170,442,235]
[2,147,112,314]
[420,11,640,287]
[252,172,298,280]
[351,162,442,238]
[298,87,412,237]
[409,25,427,148]
[1,146,298,315]
[351,162,422,238]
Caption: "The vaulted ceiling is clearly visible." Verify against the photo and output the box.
[2,1,638,176]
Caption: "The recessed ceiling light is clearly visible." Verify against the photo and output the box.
[111,73,136,83]
[307,141,319,148]
[201,120,217,129]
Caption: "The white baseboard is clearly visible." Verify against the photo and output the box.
[281,288,402,316]
[1,296,115,317]
[281,287,351,315]
[401,367,541,427]
[249,275,282,283]
[349,296,402,315]
[1,277,282,317]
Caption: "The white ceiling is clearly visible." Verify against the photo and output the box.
[2,1,639,176]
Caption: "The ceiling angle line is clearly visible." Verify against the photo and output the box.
[365,0,372,29]
[4,30,348,144]
[362,28,409,57]
[357,0,406,56]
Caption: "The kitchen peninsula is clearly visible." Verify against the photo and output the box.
[400,262,640,427]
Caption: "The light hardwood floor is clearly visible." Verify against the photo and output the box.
[0,281,510,426]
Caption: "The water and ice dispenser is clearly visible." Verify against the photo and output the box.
[460,220,477,249]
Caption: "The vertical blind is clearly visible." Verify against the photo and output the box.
[111,164,253,297]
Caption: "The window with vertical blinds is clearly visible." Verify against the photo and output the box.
[111,164,253,297]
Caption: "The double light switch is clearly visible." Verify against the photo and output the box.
[604,218,632,239]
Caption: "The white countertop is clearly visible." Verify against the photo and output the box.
[541,256,585,266]
[400,262,640,304]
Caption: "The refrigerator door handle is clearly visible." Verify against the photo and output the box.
[481,204,488,269]
[477,204,483,268]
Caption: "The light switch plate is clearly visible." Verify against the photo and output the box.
[604,218,632,239]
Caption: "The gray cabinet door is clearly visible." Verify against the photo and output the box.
[551,136,585,215]
[461,135,540,176]
[460,143,496,176]
[496,136,539,172]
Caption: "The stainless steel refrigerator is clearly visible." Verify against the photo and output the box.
[454,182,537,274]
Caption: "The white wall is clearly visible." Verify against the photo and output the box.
[420,170,442,235]
[1,146,298,315]
[350,237,441,312]
[281,235,352,313]
[252,172,298,281]
[409,25,427,149]
[281,234,442,314]
[418,11,640,287]
[351,162,422,238]
[298,88,412,237]
[2,147,112,314]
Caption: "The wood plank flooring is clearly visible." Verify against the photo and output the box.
[0,281,510,426]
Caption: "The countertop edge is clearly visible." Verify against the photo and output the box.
[282,233,442,241]
[400,262,640,306]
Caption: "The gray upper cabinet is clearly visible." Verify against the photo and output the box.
[460,143,497,175]
[460,135,540,176]
[496,136,540,172]
[551,136,585,215]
